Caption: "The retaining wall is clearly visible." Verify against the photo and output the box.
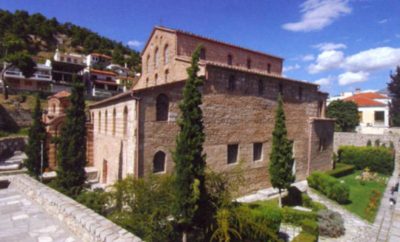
[8,174,142,242]
[0,136,26,160]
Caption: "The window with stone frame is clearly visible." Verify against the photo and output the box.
[298,86,303,101]
[164,44,169,65]
[123,106,128,136]
[153,151,166,173]
[98,111,101,132]
[156,94,169,121]
[247,58,251,69]
[200,48,206,60]
[154,47,159,68]
[165,69,169,82]
[146,55,150,73]
[253,143,263,162]
[112,108,116,136]
[267,63,271,73]
[104,110,108,133]
[227,54,233,65]
[227,144,239,164]
[228,75,236,91]
[278,83,283,95]
[258,79,265,95]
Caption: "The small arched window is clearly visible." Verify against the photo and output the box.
[98,111,101,132]
[146,55,150,73]
[154,47,159,68]
[228,75,236,91]
[267,63,271,73]
[155,73,158,85]
[156,94,169,121]
[153,151,166,173]
[112,108,116,136]
[146,77,149,87]
[200,48,206,60]
[227,54,233,65]
[104,110,108,133]
[165,69,169,82]
[247,58,251,69]
[164,44,169,65]
[52,104,56,114]
[123,106,128,136]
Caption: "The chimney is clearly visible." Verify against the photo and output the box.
[355,88,361,94]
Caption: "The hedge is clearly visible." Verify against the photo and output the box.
[245,204,282,233]
[326,163,355,178]
[307,172,350,204]
[338,145,394,175]
[292,231,317,242]
[302,193,327,212]
[281,207,317,226]
[301,219,319,236]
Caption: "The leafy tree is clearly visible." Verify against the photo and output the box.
[24,95,47,178]
[172,46,209,241]
[269,95,295,207]
[112,46,125,65]
[388,66,400,126]
[55,76,87,196]
[326,100,359,132]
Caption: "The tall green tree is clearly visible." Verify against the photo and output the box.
[24,95,47,178]
[269,95,295,207]
[388,66,400,126]
[172,46,209,242]
[326,100,359,132]
[55,76,87,196]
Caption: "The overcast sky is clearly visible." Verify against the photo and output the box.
[1,0,399,96]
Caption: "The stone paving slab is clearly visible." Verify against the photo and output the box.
[0,187,77,242]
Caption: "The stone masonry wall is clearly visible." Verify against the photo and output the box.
[0,136,26,161]
[8,174,142,242]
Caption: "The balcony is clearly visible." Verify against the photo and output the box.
[4,70,52,82]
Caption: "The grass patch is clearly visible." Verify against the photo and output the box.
[338,171,387,222]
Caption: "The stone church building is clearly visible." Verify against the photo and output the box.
[89,26,335,192]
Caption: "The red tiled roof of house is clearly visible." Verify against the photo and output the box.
[91,53,112,59]
[50,91,70,99]
[352,92,387,99]
[90,69,117,76]
[344,95,386,107]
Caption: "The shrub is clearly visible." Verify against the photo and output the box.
[374,139,381,147]
[317,210,345,238]
[326,163,355,178]
[292,231,317,242]
[244,203,282,233]
[338,145,394,175]
[307,172,349,204]
[281,207,317,226]
[301,194,327,212]
[75,189,109,216]
[301,219,319,236]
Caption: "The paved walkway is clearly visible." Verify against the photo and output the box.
[0,186,77,242]
[0,151,26,171]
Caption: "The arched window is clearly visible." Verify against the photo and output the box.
[146,77,149,87]
[227,54,233,65]
[112,108,116,136]
[164,44,169,65]
[98,111,101,132]
[165,69,169,82]
[267,63,271,73]
[154,47,159,68]
[228,75,236,91]
[123,106,128,136]
[258,79,264,95]
[247,58,251,69]
[52,104,56,114]
[153,151,166,173]
[155,73,158,85]
[156,94,169,121]
[200,48,206,60]
[104,110,108,133]
[146,55,150,73]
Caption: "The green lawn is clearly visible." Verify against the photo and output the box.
[338,171,388,222]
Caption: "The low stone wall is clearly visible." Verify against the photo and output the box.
[8,174,142,242]
[0,136,26,160]
[334,132,400,152]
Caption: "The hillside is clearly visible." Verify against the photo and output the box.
[0,9,141,72]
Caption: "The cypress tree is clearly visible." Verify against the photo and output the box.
[55,76,87,196]
[269,95,295,207]
[388,66,400,126]
[172,46,208,241]
[24,95,47,178]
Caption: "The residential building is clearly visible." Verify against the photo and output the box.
[85,53,112,68]
[89,26,335,192]
[51,50,86,92]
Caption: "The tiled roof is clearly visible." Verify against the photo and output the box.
[344,95,386,107]
[352,92,387,99]
[90,69,117,76]
[50,91,70,99]
[91,53,112,59]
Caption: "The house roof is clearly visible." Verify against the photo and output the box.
[344,94,386,107]
[90,69,117,76]
[141,26,283,60]
[49,91,70,99]
[91,53,112,59]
